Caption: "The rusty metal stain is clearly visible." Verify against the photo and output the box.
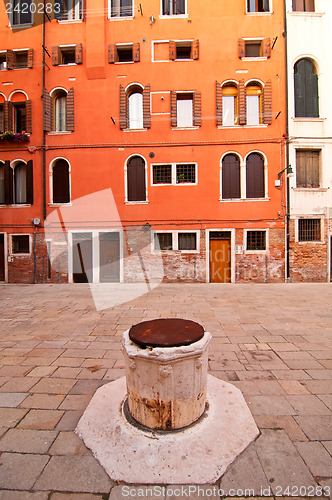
[129,318,204,348]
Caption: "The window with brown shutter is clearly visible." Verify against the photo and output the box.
[6,50,14,70]
[4,101,13,132]
[66,88,74,131]
[75,44,83,64]
[52,46,61,66]
[238,80,246,125]
[52,45,82,66]
[25,100,32,133]
[294,58,319,118]
[261,38,271,58]
[119,85,128,129]
[246,153,265,198]
[169,41,176,61]
[193,90,201,127]
[143,84,151,129]
[170,90,177,127]
[108,44,117,64]
[27,48,33,68]
[222,154,241,199]
[26,160,33,205]
[170,40,199,61]
[216,81,222,126]
[296,150,320,188]
[0,104,4,133]
[53,159,70,204]
[238,39,245,58]
[133,43,140,62]
[262,80,272,125]
[4,160,13,205]
[43,88,53,132]
[127,156,146,202]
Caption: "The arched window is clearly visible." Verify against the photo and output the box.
[127,156,146,201]
[294,59,319,118]
[246,153,265,198]
[222,154,241,199]
[52,159,70,204]
[0,162,4,204]
[128,89,143,129]
[222,84,238,126]
[53,90,67,132]
[14,162,27,204]
[246,82,262,125]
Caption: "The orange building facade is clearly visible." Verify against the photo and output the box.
[0,0,287,284]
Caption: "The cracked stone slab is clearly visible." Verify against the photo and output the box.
[76,375,259,484]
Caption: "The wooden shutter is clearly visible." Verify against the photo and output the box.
[170,90,177,127]
[53,160,70,203]
[4,101,13,132]
[306,68,319,118]
[296,150,319,188]
[294,70,305,117]
[43,88,53,132]
[27,48,33,68]
[293,0,304,10]
[306,0,315,11]
[6,50,14,70]
[119,85,128,129]
[216,81,222,126]
[222,154,240,199]
[246,153,265,198]
[25,100,32,133]
[262,80,272,125]
[4,160,13,205]
[75,44,83,64]
[143,84,151,129]
[108,44,117,63]
[169,41,176,61]
[191,39,199,60]
[26,160,33,205]
[238,79,246,125]
[261,38,271,58]
[193,90,201,127]
[127,156,146,201]
[238,39,245,59]
[133,43,140,62]
[52,46,61,66]
[66,88,74,131]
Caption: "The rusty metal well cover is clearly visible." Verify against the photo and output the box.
[129,318,204,348]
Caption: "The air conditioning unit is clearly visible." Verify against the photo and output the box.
[33,218,41,226]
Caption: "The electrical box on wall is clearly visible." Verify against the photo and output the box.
[235,245,243,255]
[8,255,13,262]
[33,218,41,226]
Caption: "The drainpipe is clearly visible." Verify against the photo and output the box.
[283,0,290,281]
[42,8,47,221]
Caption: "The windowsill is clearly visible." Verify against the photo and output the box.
[0,204,31,208]
[173,59,194,62]
[49,203,72,207]
[241,57,267,61]
[11,253,31,256]
[296,240,324,244]
[123,128,148,132]
[114,61,135,64]
[217,125,240,129]
[219,197,269,202]
[289,11,324,17]
[10,23,33,29]
[292,117,324,122]
[152,183,197,186]
[125,201,148,204]
[48,131,72,135]
[58,63,77,67]
[243,124,268,128]
[172,126,200,130]
[57,19,83,24]
[245,250,268,254]
[245,11,272,15]
[159,14,188,19]
[292,187,328,192]
[108,15,135,20]
[153,249,199,254]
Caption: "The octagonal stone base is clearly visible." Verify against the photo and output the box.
[76,375,259,484]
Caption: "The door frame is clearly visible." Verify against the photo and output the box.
[0,232,7,282]
[206,228,235,283]
[68,229,123,284]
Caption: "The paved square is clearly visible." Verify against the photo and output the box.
[0,283,331,498]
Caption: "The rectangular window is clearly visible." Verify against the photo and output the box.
[246,95,260,125]
[0,53,6,71]
[61,47,76,65]
[178,232,196,250]
[162,0,185,15]
[14,102,26,133]
[153,165,172,184]
[292,0,315,12]
[12,234,30,254]
[247,0,270,12]
[176,164,195,183]
[169,40,199,61]
[155,233,173,250]
[117,45,133,62]
[176,93,193,127]
[0,105,4,133]
[298,219,321,242]
[222,96,235,126]
[110,0,133,17]
[11,0,32,25]
[176,42,191,60]
[245,41,262,58]
[14,50,28,69]
[296,150,320,188]
[246,231,266,251]
[54,0,83,20]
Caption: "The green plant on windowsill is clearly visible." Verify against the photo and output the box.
[177,173,185,183]
[0,131,30,143]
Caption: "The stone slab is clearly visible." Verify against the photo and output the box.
[76,375,259,484]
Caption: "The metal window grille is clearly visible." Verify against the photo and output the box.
[178,233,196,250]
[153,165,172,184]
[246,231,266,250]
[12,235,29,254]
[176,164,195,183]
[298,219,321,241]
[155,233,172,250]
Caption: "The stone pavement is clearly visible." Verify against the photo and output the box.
[0,282,331,499]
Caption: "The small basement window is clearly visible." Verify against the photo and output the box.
[153,165,172,184]
[246,230,266,250]
[178,233,197,250]
[155,233,173,250]
[298,219,321,242]
[12,234,30,254]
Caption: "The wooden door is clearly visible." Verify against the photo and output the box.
[99,232,120,283]
[0,234,4,281]
[209,238,231,283]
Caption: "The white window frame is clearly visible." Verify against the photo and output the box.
[151,162,197,186]
[59,45,77,66]
[242,38,266,61]
[124,154,148,204]
[152,230,200,253]
[295,217,324,244]
[108,0,134,19]
[244,229,269,254]
[56,0,83,22]
[159,0,188,18]
[9,0,33,27]
[246,0,272,14]
[49,157,72,206]
[10,233,31,255]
